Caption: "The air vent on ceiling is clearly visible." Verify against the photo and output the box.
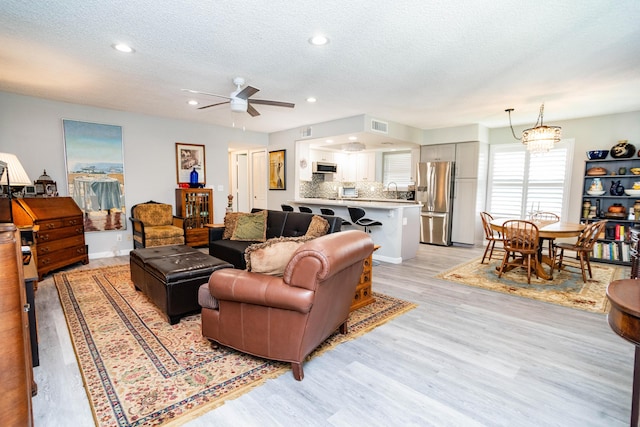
[370,119,388,134]
[300,127,312,138]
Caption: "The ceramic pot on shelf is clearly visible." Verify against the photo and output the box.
[590,178,603,192]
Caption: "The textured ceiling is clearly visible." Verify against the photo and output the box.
[1,0,639,137]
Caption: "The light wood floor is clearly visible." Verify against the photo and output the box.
[32,243,634,426]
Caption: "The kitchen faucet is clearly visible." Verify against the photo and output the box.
[387,182,398,199]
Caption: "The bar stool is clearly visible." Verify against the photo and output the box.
[320,208,352,226]
[298,206,313,213]
[281,204,294,212]
[348,207,382,234]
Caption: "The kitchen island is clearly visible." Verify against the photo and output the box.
[290,198,421,264]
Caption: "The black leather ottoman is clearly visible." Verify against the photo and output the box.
[130,246,233,324]
[130,245,198,295]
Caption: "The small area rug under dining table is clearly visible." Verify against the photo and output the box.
[436,257,626,313]
[54,264,416,427]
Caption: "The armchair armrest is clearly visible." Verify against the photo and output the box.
[208,268,314,313]
[173,215,185,229]
[129,217,147,247]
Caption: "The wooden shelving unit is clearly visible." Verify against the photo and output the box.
[175,188,213,247]
[582,157,640,266]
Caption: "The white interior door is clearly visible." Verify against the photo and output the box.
[235,153,249,212]
[251,150,267,210]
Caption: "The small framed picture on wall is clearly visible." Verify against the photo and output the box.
[269,149,286,190]
[176,142,206,186]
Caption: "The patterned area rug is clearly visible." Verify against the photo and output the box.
[436,257,626,313]
[54,264,416,427]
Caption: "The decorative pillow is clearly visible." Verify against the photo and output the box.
[305,215,330,238]
[245,236,314,276]
[222,212,243,240]
[231,210,267,242]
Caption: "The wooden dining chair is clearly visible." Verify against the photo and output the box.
[551,220,607,283]
[530,211,560,258]
[498,220,540,284]
[479,212,505,264]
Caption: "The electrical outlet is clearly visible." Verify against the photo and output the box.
[116,234,122,241]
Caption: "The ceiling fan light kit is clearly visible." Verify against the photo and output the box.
[185,77,294,118]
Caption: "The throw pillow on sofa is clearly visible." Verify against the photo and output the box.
[231,210,268,242]
[222,212,242,239]
[305,215,330,238]
[245,236,314,276]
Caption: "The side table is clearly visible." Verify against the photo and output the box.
[607,279,640,426]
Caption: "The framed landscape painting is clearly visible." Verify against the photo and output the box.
[63,119,126,232]
[269,149,286,190]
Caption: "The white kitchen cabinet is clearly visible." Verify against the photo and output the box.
[454,142,480,179]
[420,143,456,162]
[310,149,334,163]
[333,152,355,181]
[356,152,376,182]
[451,178,479,245]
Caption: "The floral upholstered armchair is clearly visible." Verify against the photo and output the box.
[130,201,185,249]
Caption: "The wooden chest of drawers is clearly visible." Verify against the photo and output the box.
[12,197,89,279]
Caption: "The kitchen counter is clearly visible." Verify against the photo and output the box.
[290,198,421,264]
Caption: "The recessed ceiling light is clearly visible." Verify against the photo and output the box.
[306,97,317,103]
[113,43,134,53]
[325,139,333,143]
[187,100,199,106]
[348,136,358,141]
[308,35,329,46]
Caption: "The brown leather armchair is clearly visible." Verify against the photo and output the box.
[200,230,374,380]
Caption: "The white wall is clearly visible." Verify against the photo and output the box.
[489,110,640,224]
[0,91,267,258]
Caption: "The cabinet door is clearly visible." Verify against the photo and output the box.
[310,149,334,163]
[421,144,456,162]
[356,152,376,181]
[334,152,356,181]
[451,178,478,245]
[455,142,479,179]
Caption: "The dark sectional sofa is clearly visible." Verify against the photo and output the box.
[209,209,342,269]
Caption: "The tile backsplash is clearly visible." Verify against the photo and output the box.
[300,175,409,200]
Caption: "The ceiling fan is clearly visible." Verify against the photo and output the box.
[183,77,295,117]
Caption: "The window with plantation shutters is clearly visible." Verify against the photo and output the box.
[487,141,573,219]
[382,151,412,188]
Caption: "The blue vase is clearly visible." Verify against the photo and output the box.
[189,168,199,187]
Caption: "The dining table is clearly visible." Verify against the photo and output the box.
[489,218,586,280]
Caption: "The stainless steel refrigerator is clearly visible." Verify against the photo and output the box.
[416,161,455,246]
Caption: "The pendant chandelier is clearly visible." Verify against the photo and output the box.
[506,104,562,154]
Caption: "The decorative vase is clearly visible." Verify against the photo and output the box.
[610,140,636,158]
[189,167,199,188]
[582,200,591,218]
[610,180,624,196]
[590,178,603,192]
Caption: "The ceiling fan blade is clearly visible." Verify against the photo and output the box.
[198,100,230,110]
[236,85,259,100]
[182,89,231,100]
[247,104,260,117]
[249,99,295,108]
